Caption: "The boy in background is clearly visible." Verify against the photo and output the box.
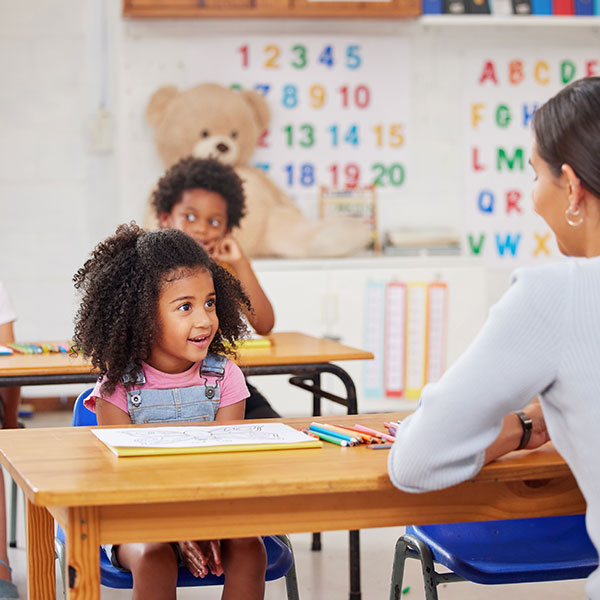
[153,157,280,419]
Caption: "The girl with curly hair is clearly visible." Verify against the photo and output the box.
[72,222,267,600]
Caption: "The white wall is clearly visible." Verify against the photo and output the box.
[1,2,598,398]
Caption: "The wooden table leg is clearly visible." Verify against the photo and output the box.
[26,500,55,600]
[66,507,100,600]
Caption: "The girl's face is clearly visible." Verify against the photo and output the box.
[160,189,229,257]
[148,267,219,374]
[530,141,582,257]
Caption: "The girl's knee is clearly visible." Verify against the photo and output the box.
[119,542,178,577]
[223,537,267,572]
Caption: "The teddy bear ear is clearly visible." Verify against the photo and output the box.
[146,85,179,129]
[240,89,271,133]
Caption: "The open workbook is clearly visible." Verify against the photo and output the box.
[91,422,321,457]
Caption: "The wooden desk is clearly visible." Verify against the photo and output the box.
[0,332,374,598]
[0,413,584,600]
[0,333,372,414]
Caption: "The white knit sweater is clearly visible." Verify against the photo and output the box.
[388,258,600,599]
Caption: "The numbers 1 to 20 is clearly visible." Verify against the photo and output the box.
[238,44,363,70]
[277,163,405,188]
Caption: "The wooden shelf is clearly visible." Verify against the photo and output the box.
[420,14,600,25]
[123,0,421,18]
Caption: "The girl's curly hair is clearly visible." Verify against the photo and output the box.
[151,157,246,229]
[72,222,251,395]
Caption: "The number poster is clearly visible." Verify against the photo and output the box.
[121,34,411,224]
[464,51,599,265]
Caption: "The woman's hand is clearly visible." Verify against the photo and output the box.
[521,397,550,450]
[178,539,223,578]
[484,397,550,464]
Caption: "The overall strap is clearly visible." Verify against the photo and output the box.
[120,364,146,386]
[200,353,227,380]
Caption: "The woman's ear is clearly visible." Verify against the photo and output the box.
[158,212,172,230]
[561,163,583,206]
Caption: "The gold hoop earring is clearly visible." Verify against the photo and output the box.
[565,206,583,227]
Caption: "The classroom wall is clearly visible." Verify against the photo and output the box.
[1,1,598,399]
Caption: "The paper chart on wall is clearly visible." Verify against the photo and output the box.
[92,423,321,457]
[363,280,386,398]
[463,50,599,265]
[384,282,406,397]
[426,283,447,384]
[120,33,411,227]
[404,282,428,399]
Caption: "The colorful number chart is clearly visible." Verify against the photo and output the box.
[464,52,599,265]
[186,36,411,220]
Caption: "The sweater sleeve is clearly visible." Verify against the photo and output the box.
[388,264,570,493]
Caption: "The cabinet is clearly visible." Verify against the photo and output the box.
[122,0,420,19]
[251,256,488,416]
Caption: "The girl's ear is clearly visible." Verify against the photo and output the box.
[158,212,172,230]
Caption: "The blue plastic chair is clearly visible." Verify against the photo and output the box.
[389,515,598,600]
[55,388,300,598]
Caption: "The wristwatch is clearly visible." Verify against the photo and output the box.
[513,410,533,450]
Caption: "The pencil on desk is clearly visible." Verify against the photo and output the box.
[310,430,350,447]
[310,422,363,444]
[383,422,397,436]
[309,424,359,445]
[353,424,395,443]
[331,425,378,443]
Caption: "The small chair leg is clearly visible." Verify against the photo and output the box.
[9,479,17,548]
[54,538,66,600]
[311,532,321,551]
[391,534,440,600]
[276,535,301,600]
[389,536,409,600]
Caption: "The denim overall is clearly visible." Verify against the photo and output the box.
[121,353,226,424]
[103,354,227,570]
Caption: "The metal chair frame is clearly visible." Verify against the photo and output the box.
[389,516,598,600]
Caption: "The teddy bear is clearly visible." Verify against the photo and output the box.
[145,82,371,258]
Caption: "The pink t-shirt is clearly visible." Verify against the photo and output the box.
[85,358,249,416]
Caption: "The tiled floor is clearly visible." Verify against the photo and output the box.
[3,410,589,599]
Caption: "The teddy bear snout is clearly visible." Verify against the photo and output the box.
[192,135,239,166]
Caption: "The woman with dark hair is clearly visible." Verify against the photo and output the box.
[388,77,600,599]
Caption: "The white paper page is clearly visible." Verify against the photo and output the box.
[92,423,315,449]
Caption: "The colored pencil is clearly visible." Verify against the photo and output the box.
[311,430,349,446]
[366,443,393,449]
[353,424,395,443]
[311,422,363,443]
[309,424,358,445]
[330,425,379,443]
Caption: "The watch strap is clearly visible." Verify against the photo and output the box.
[513,410,533,450]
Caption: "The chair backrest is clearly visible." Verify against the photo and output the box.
[73,388,97,427]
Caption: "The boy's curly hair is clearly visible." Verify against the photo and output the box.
[72,222,251,395]
[151,157,246,229]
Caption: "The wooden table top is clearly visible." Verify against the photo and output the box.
[0,332,373,378]
[0,413,582,517]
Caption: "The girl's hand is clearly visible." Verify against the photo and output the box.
[212,235,245,265]
[521,397,550,450]
[178,540,223,578]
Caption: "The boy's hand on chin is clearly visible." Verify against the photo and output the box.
[213,235,245,265]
